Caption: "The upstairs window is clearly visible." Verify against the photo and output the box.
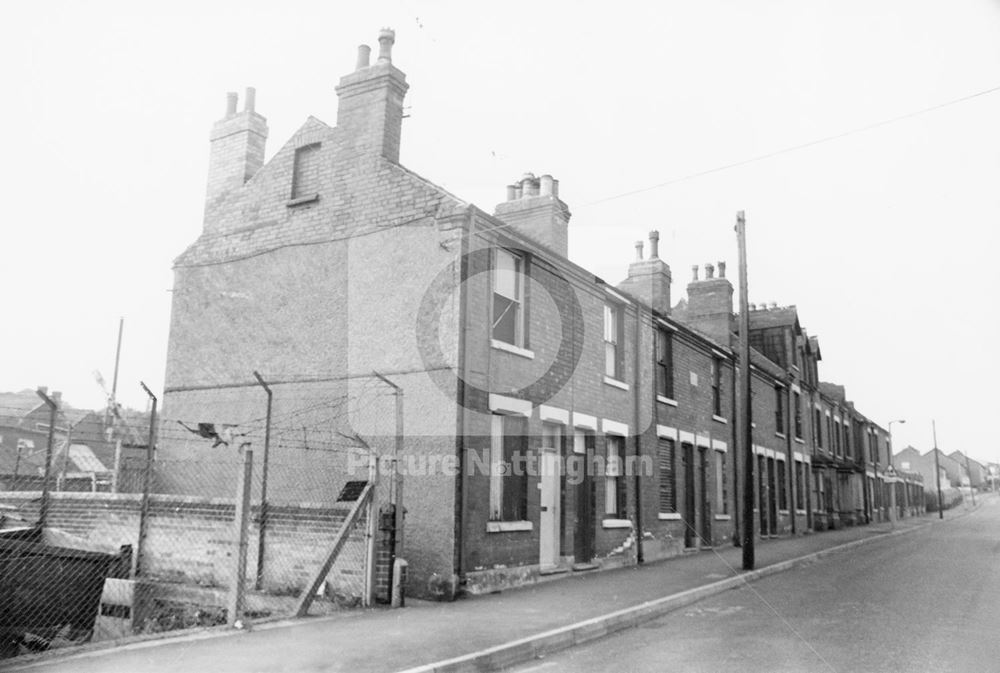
[774,386,785,433]
[492,249,526,347]
[813,408,823,448]
[291,143,321,200]
[656,329,674,399]
[711,357,723,417]
[793,392,803,439]
[604,304,624,379]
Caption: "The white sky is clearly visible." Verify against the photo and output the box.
[1,1,998,465]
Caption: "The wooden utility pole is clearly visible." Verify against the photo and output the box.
[932,421,943,519]
[736,211,755,571]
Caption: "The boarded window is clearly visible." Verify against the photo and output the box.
[291,143,321,198]
[658,437,676,513]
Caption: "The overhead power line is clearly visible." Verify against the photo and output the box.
[582,83,1000,207]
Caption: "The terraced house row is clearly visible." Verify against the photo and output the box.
[160,30,922,599]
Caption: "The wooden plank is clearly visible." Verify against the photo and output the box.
[294,482,372,618]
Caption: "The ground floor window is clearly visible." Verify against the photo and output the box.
[605,435,627,517]
[658,438,676,513]
[715,449,728,515]
[489,413,528,521]
[777,458,787,510]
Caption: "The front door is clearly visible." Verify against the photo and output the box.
[540,449,561,569]
[574,432,595,563]
[683,442,696,548]
[699,447,711,544]
[767,457,778,534]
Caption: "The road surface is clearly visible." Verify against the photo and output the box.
[512,498,1000,673]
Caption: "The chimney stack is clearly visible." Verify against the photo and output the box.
[336,28,409,163]
[493,172,572,257]
[204,88,269,227]
[617,230,672,315]
[681,258,734,344]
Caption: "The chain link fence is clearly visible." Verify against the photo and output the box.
[0,377,397,660]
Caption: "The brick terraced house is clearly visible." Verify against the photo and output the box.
[160,30,922,599]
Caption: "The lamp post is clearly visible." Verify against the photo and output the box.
[887,419,905,526]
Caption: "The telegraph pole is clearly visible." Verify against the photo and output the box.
[932,420,943,519]
[736,211,755,571]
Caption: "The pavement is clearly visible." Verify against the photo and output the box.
[5,511,945,673]
[508,495,1000,673]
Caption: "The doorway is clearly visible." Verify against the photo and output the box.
[539,424,562,570]
[683,442,696,548]
[573,431,595,564]
[699,446,711,545]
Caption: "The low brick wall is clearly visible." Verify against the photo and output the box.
[0,491,368,598]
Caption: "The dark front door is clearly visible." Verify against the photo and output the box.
[767,457,778,534]
[699,447,711,544]
[574,432,595,563]
[683,442,696,548]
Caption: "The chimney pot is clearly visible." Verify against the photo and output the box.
[705,263,715,280]
[718,261,726,278]
[53,391,62,403]
[649,230,660,259]
[505,185,517,201]
[226,92,238,116]
[356,44,372,70]
[513,184,523,199]
[552,178,559,198]
[691,265,699,282]
[634,240,644,262]
[539,174,554,197]
[377,28,395,62]
[244,87,256,113]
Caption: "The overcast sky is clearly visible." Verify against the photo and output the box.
[2,1,998,464]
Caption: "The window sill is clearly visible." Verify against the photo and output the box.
[794,437,805,444]
[657,395,678,407]
[713,514,732,521]
[796,509,807,515]
[490,339,535,360]
[657,512,682,521]
[286,193,319,207]
[602,518,632,529]
[775,432,786,439]
[778,509,789,515]
[712,415,728,425]
[486,520,533,533]
[603,376,630,391]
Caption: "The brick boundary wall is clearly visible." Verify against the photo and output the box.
[0,491,369,599]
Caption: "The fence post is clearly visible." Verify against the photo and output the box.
[135,382,158,578]
[364,453,378,607]
[228,449,254,627]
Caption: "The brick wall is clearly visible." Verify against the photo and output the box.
[0,491,367,598]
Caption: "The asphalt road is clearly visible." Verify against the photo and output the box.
[512,498,1000,673]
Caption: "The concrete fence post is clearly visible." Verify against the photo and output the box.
[228,449,254,627]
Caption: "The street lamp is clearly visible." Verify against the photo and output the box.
[887,419,905,525]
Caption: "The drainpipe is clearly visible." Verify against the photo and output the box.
[632,303,644,564]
